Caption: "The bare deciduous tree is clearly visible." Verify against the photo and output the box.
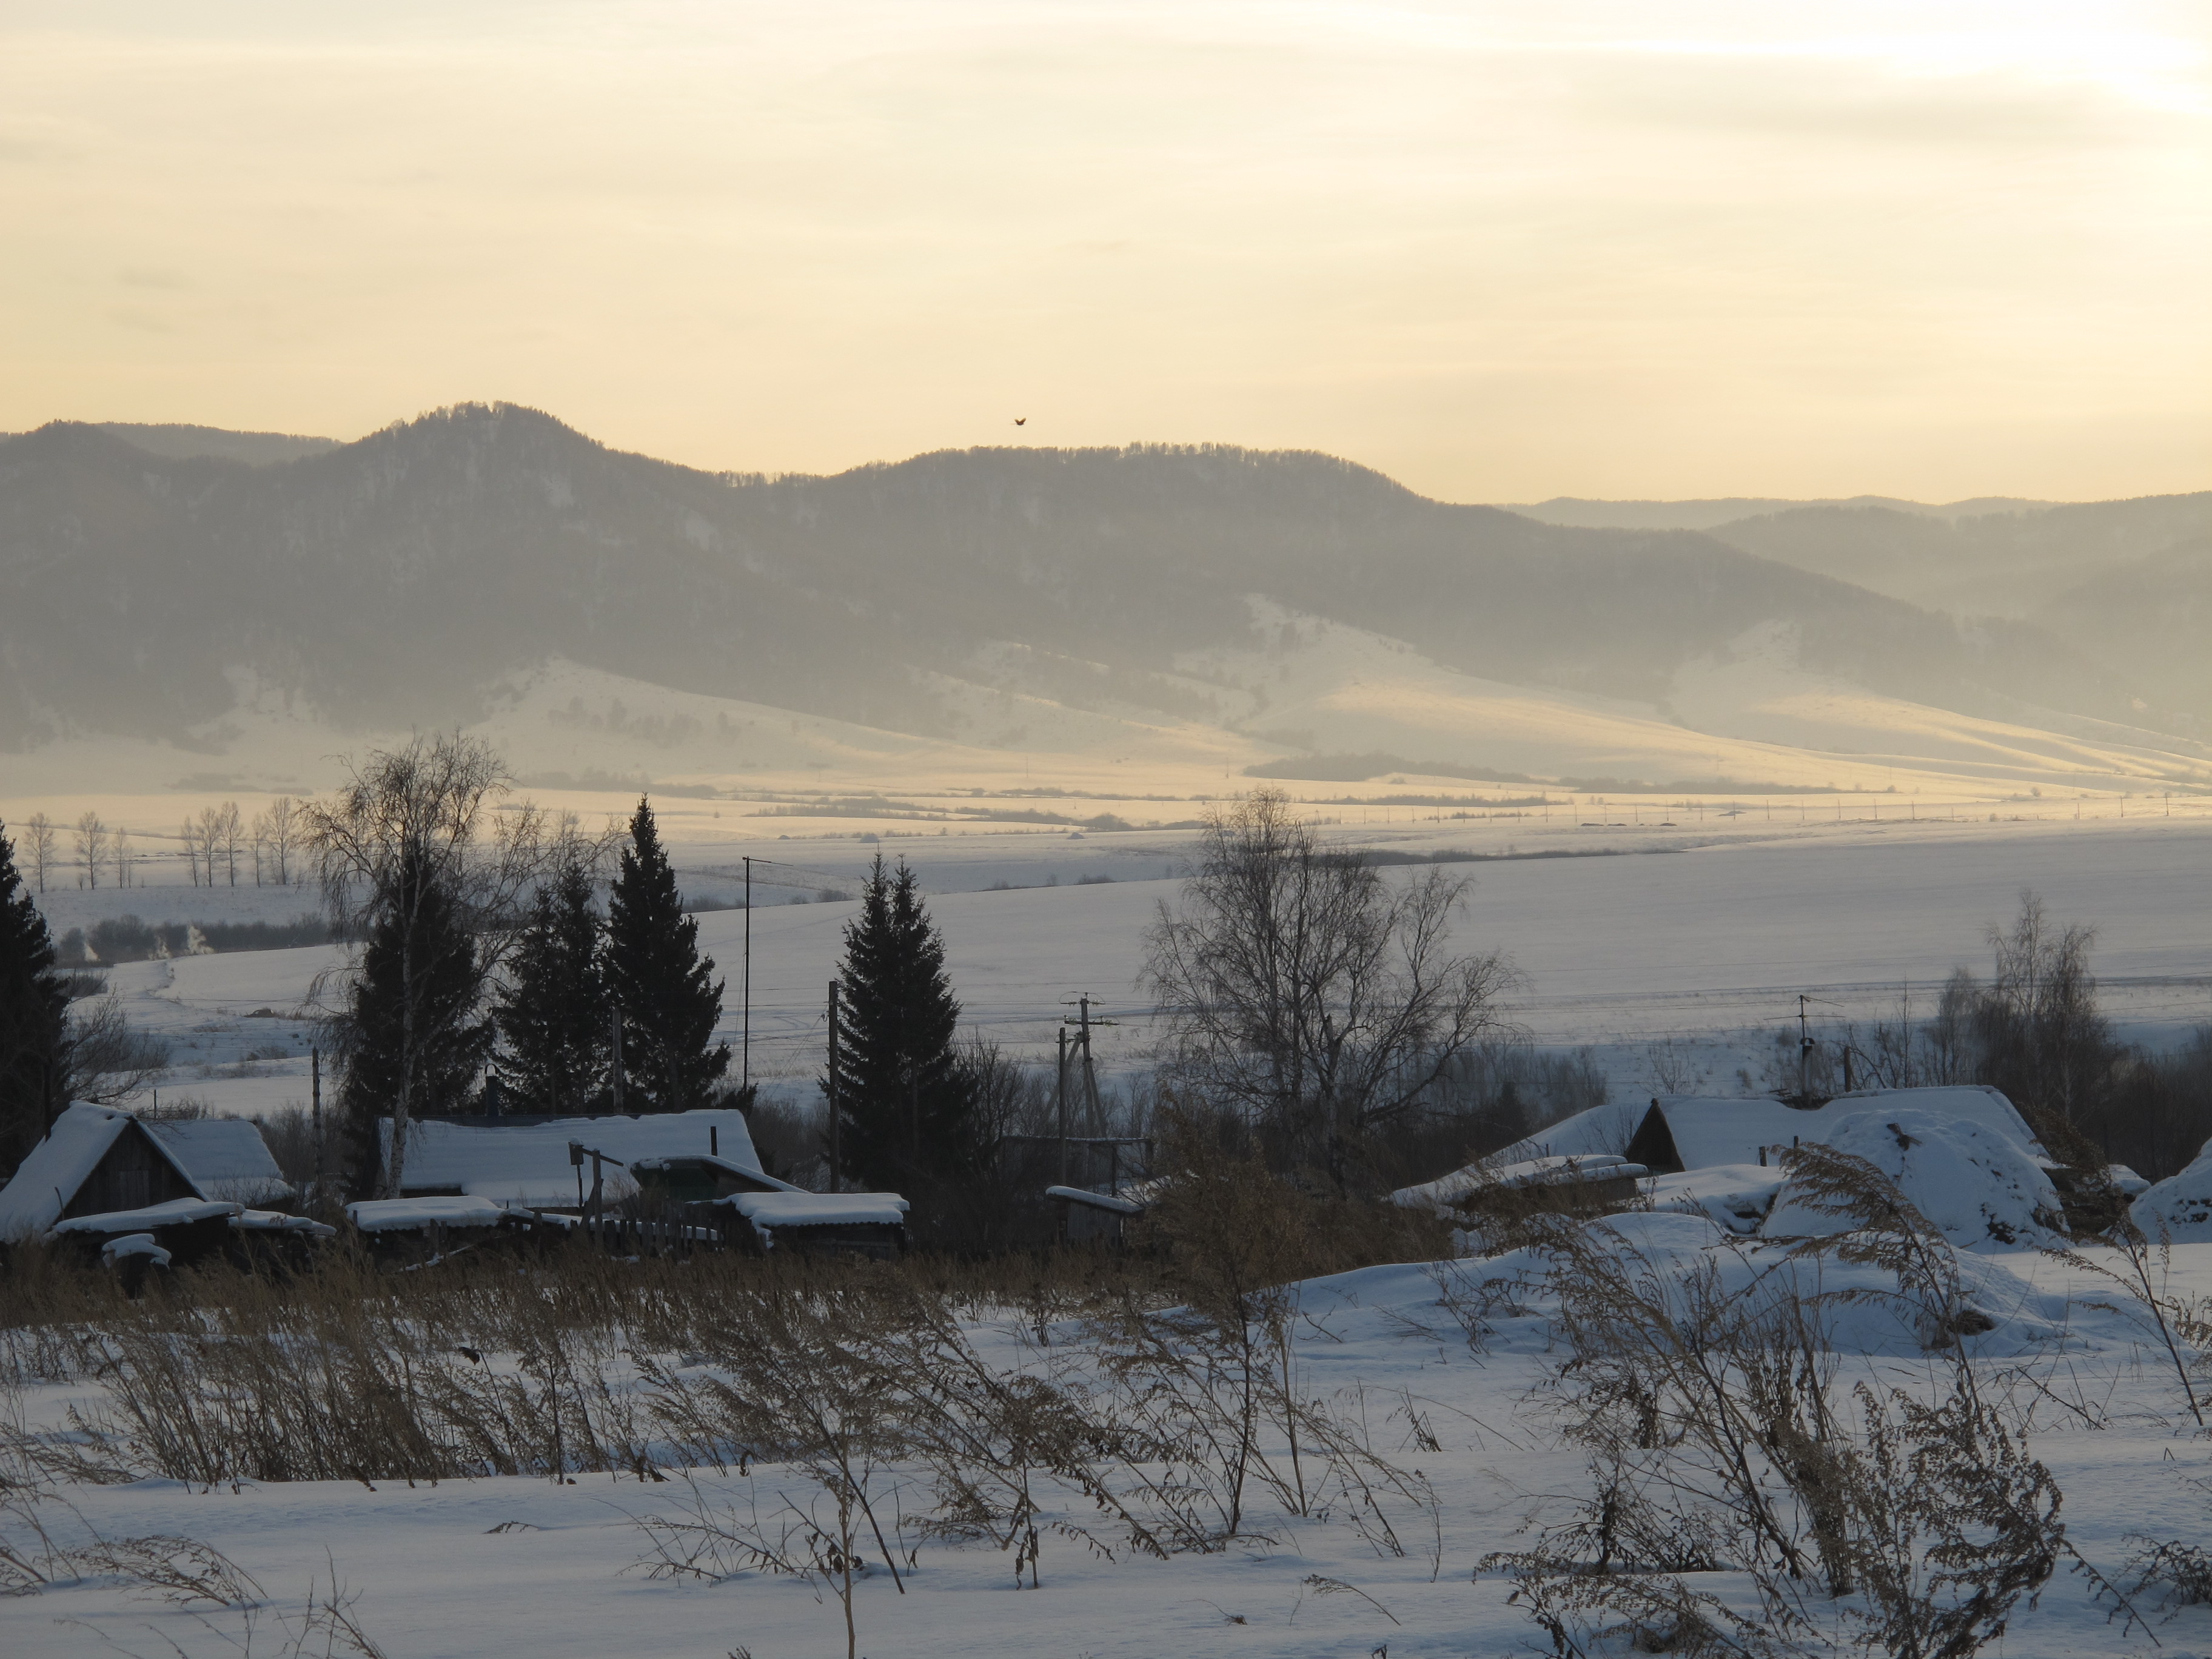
[110,826,132,889]
[1143,787,1520,1185]
[303,733,585,1196]
[252,796,300,887]
[73,811,108,890]
[22,812,56,894]
[179,817,204,887]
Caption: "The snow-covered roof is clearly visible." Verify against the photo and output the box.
[1046,1184,1145,1215]
[346,1195,510,1233]
[1635,1086,2043,1173]
[233,1208,338,1237]
[50,1197,241,1235]
[722,1191,910,1232]
[629,1152,802,1193]
[380,1110,764,1208]
[146,1118,292,1206]
[1390,1153,1645,1213]
[1486,1102,1647,1166]
[0,1104,195,1242]
[1763,1108,2065,1253]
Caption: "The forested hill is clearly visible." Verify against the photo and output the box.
[0,404,2165,752]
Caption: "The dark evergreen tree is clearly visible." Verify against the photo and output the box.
[496,858,612,1115]
[0,822,69,1179]
[604,798,729,1113]
[337,848,491,1197]
[826,855,978,1190]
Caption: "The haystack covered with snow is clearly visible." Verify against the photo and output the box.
[2130,1139,2212,1241]
[1762,1108,2066,1252]
[380,1110,763,1208]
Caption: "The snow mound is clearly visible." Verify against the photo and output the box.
[99,1233,172,1267]
[2131,1139,2212,1241]
[1763,1108,2066,1252]
[1647,1164,1788,1233]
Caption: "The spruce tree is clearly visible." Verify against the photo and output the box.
[0,822,69,1179]
[496,859,611,1115]
[605,798,729,1113]
[826,855,977,1190]
[337,848,491,1196]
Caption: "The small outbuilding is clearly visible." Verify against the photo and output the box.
[719,1190,909,1259]
[1,1104,225,1242]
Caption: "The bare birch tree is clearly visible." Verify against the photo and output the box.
[110,826,132,889]
[22,813,55,894]
[252,796,300,887]
[304,733,589,1196]
[1143,787,1520,1186]
[180,818,203,886]
[73,812,108,890]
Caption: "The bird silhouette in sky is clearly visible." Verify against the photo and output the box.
[1013,417,1027,426]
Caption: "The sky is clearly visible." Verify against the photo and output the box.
[2,1,2207,502]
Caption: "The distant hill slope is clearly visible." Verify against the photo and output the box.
[1501,495,2053,532]
[1703,495,2212,617]
[0,423,341,466]
[0,404,2172,759]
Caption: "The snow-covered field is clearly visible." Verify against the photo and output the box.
[5,1236,2211,1658]
[49,810,2212,1118]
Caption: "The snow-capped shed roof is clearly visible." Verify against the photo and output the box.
[1390,1154,1646,1214]
[0,1104,196,1242]
[1626,1086,2043,1175]
[381,1109,763,1208]
[720,1191,910,1244]
[146,1118,292,1206]
[347,1196,511,1233]
[50,1198,241,1235]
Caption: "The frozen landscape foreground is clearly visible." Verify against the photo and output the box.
[6,1240,2212,1658]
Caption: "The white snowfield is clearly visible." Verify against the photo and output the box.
[8,1232,2212,1657]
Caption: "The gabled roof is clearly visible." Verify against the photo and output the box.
[146,1118,292,1206]
[1627,1086,2043,1175]
[0,1104,198,1242]
[382,1109,766,1208]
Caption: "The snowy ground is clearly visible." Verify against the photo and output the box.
[46,810,2212,1119]
[5,1240,2212,1658]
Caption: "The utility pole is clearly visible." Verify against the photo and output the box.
[1078,994,1103,1136]
[1055,1027,1069,1184]
[310,1048,323,1202]
[742,856,753,1089]
[1797,994,1814,1102]
[611,1006,626,1114]
[826,980,842,1192]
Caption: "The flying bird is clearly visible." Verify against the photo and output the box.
[1013,417,1026,426]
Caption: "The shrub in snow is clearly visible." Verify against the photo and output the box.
[2130,1138,2212,1241]
[1762,1108,2066,1252]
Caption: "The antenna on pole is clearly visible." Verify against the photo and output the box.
[742,857,753,1090]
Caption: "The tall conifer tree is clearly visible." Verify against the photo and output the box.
[337,848,491,1196]
[605,798,729,1113]
[826,855,977,1188]
[496,857,611,1115]
[0,822,69,1178]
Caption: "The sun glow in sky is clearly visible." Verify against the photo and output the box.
[3,1,2205,500]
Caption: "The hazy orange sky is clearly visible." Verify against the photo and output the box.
[4,1,2206,502]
